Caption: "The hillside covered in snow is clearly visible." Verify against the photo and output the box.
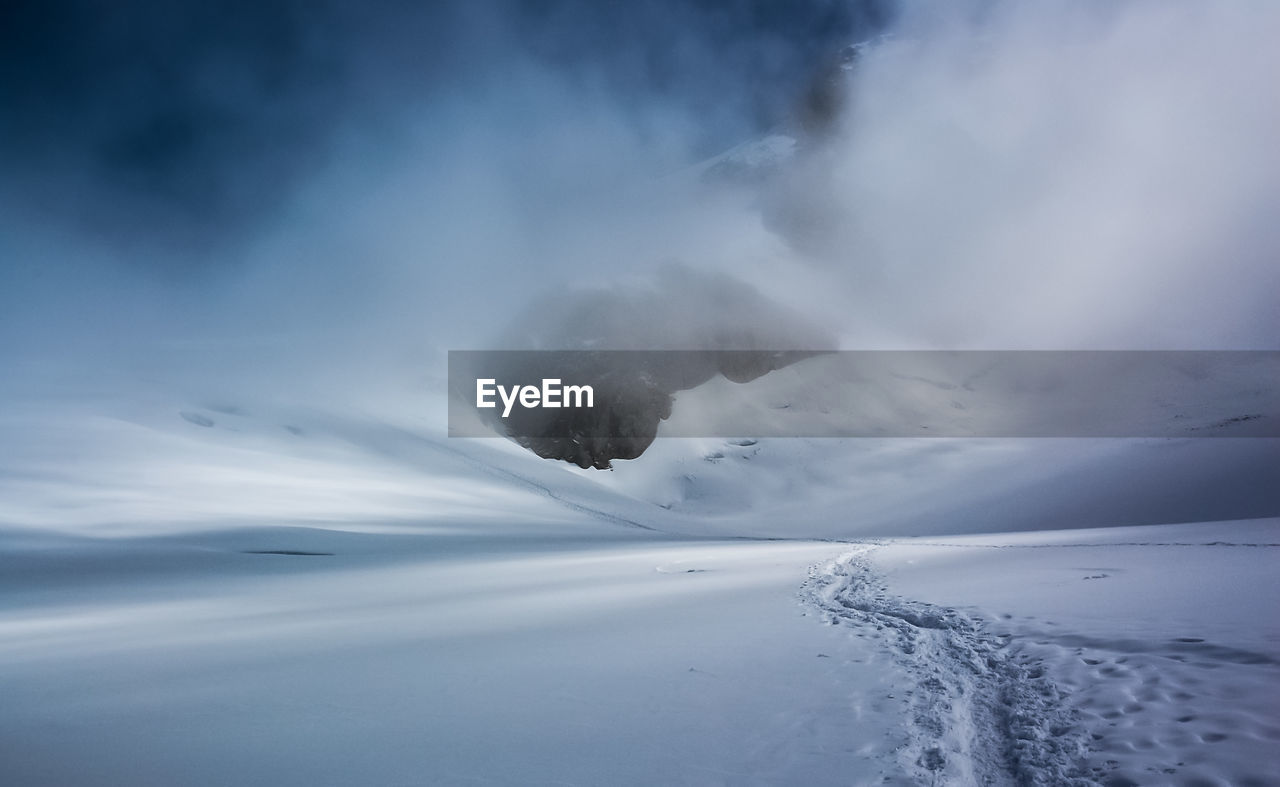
[3,0,1279,784]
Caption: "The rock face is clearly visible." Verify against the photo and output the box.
[473,32,889,468]
[796,42,865,136]
[478,266,834,469]
[496,264,831,353]
[490,350,821,470]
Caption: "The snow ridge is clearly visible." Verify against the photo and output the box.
[802,548,1091,785]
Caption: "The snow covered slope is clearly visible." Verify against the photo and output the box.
[4,506,1275,785]
[0,531,899,786]
[3,367,1276,542]
[1,371,1276,784]
[802,519,1280,785]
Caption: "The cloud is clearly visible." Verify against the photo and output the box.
[763,0,1280,349]
[1,1,1275,515]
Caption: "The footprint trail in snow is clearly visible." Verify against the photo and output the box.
[803,547,1091,786]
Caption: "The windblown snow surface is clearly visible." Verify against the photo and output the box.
[1,386,1277,786]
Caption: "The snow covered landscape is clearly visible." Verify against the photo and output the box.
[1,394,1276,784]
[3,0,1279,784]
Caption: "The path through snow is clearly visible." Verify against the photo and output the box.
[803,526,1280,786]
[803,546,1091,785]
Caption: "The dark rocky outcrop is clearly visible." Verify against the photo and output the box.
[470,266,834,468]
[491,350,821,469]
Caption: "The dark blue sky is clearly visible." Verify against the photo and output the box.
[1,0,893,262]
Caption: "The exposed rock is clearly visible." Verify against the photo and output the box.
[474,266,834,468]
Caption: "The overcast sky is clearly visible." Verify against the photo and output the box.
[0,1,887,259]
[0,0,1276,534]
[2,0,1276,391]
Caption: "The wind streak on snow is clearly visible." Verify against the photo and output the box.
[321,416,665,533]
[802,548,1090,786]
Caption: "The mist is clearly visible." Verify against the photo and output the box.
[1,0,1276,530]
[6,1,1276,367]
[5,5,1280,783]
